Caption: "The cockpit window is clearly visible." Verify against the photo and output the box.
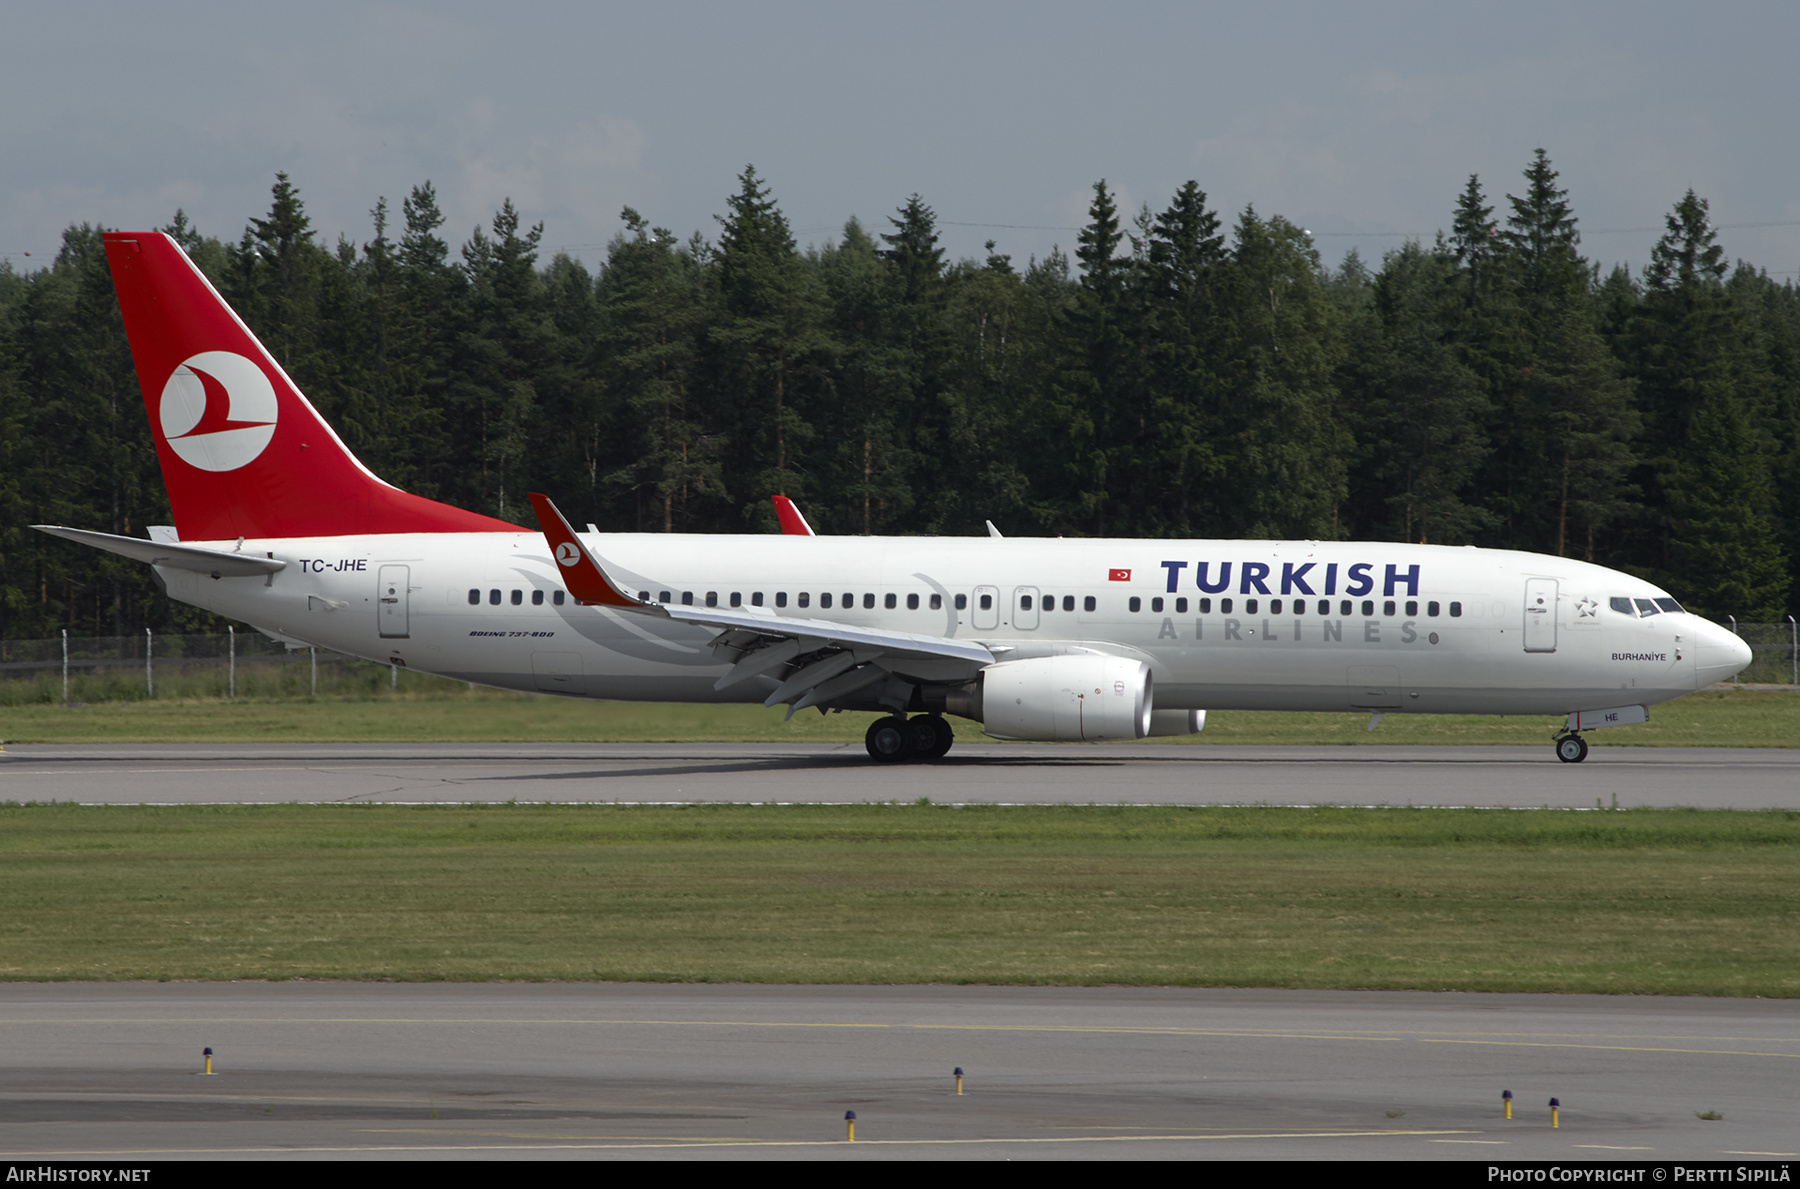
[1609,597,1634,615]
[1654,598,1684,614]
[1634,598,1661,617]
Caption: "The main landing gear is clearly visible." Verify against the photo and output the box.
[865,714,955,763]
[1554,732,1590,763]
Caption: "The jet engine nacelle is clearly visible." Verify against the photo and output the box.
[975,655,1154,742]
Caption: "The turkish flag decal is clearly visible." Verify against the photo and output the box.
[1108,568,1131,582]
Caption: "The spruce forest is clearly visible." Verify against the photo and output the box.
[1,150,1795,640]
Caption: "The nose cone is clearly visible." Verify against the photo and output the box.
[1694,620,1754,687]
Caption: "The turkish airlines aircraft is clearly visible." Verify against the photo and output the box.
[37,233,1752,764]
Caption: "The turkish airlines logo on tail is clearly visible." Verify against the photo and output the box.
[158,351,277,472]
[555,542,581,567]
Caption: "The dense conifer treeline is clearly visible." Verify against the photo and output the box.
[2,152,1796,639]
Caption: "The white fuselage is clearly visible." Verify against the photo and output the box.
[154,533,1749,719]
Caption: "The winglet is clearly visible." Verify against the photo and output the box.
[772,495,815,536]
[986,520,1004,539]
[526,493,647,609]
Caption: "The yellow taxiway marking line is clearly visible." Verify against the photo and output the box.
[0,1130,1478,1156]
[1421,1038,1800,1060]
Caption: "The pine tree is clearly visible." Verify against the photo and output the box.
[1665,387,1789,618]
[1138,181,1227,536]
[599,208,719,531]
[1623,189,1778,594]
[709,166,830,524]
[1216,208,1348,538]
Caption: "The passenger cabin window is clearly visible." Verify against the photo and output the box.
[1198,598,1212,613]
[752,592,764,606]
[1084,596,1097,612]
[886,593,898,609]
[864,593,876,609]
[775,592,787,608]
[798,592,810,608]
[1221,598,1233,614]
[906,593,919,610]
[1383,600,1396,617]
[1020,594,1033,610]
[511,590,523,605]
[1270,599,1282,615]
[1065,596,1077,612]
[553,591,565,606]
[1151,597,1163,612]
[1246,599,1259,615]
[467,589,479,605]
[1427,601,1440,617]
[489,589,501,605]
[1340,600,1352,616]
[638,591,650,601]
[658,591,671,603]
[1449,601,1463,617]
[930,594,943,610]
[955,594,967,610]
[730,592,742,607]
[681,591,694,606]
[1610,597,1634,614]
[532,590,544,606]
[705,592,718,607]
[821,593,833,609]
[979,594,992,610]
[1128,596,1141,612]
[1405,600,1417,616]
[1361,600,1374,616]
[1317,600,1329,615]
[1634,598,1660,616]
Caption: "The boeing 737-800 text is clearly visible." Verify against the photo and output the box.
[34,232,1752,763]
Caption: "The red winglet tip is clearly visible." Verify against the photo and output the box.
[772,494,815,536]
[527,493,639,608]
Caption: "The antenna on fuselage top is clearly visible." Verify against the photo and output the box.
[986,520,1003,539]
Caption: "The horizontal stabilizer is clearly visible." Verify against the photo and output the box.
[32,524,287,577]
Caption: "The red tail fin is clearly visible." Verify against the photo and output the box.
[104,232,515,540]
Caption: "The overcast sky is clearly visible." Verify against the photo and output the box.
[4,1,1796,280]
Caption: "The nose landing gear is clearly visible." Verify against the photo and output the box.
[1554,732,1589,763]
[864,714,955,762]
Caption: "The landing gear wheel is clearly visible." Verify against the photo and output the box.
[1555,733,1589,764]
[865,716,914,763]
[912,714,954,760]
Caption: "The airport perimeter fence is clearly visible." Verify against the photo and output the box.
[0,629,467,705]
[0,618,1795,706]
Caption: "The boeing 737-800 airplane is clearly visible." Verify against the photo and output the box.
[35,232,1752,763]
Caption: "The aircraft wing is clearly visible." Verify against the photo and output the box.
[527,493,993,714]
[32,524,288,578]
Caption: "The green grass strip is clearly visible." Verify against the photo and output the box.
[1,686,1796,746]
[1,803,1796,995]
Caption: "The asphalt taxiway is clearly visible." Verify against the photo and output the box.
[2,742,1796,808]
[0,983,1794,1161]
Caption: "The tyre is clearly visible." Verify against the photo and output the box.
[865,716,914,763]
[1555,734,1589,763]
[913,715,955,760]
